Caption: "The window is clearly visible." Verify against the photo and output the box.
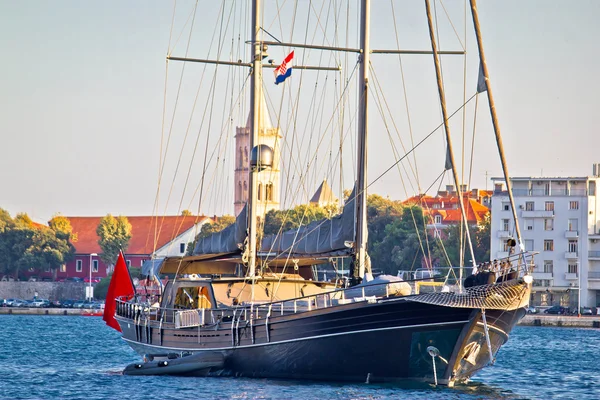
[180,243,186,254]
[244,146,248,163]
[590,181,596,196]
[524,219,534,230]
[434,215,442,224]
[76,260,83,272]
[569,201,579,210]
[568,219,578,231]
[126,260,131,268]
[433,203,440,209]
[502,241,510,252]
[568,239,578,254]
[502,219,510,232]
[568,263,578,275]
[258,183,263,200]
[524,239,534,251]
[92,260,98,273]
[502,202,510,211]
[525,202,534,211]
[544,219,554,231]
[238,147,243,168]
[60,264,66,273]
[543,240,553,251]
[266,182,273,201]
[533,279,551,287]
[545,201,554,211]
[543,260,553,274]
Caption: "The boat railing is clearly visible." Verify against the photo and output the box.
[114,252,536,327]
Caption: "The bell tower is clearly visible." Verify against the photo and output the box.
[234,95,281,216]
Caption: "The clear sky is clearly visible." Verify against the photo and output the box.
[1,0,599,223]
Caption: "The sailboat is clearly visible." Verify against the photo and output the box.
[108,0,534,386]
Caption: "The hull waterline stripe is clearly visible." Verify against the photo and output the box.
[121,319,470,352]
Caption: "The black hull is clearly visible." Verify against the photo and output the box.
[117,298,524,385]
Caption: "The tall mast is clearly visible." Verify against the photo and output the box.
[469,0,524,252]
[424,0,477,280]
[354,0,371,283]
[248,0,262,278]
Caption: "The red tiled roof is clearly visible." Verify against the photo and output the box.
[404,195,489,225]
[66,215,211,255]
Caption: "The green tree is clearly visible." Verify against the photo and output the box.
[48,214,73,241]
[369,204,428,274]
[186,215,236,255]
[263,203,338,235]
[430,212,491,268]
[0,210,74,279]
[96,214,132,266]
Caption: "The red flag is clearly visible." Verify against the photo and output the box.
[103,251,135,332]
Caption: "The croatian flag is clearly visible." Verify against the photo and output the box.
[274,51,294,85]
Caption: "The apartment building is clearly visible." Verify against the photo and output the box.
[490,164,600,308]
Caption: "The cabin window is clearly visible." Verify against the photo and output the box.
[76,260,83,272]
[92,260,98,272]
[180,243,186,254]
[174,286,211,309]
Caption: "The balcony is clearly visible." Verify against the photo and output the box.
[565,230,579,239]
[589,271,600,280]
[564,273,578,280]
[497,231,511,238]
[565,252,578,259]
[589,251,600,260]
[521,210,554,218]
[533,272,554,280]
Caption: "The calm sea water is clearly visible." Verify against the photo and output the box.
[1,316,599,399]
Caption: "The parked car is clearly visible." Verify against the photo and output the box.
[30,299,45,307]
[581,307,594,315]
[544,305,568,315]
[526,306,538,314]
[66,277,84,282]
[12,299,30,307]
[5,298,20,307]
[61,299,76,308]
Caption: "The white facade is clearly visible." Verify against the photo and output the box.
[490,169,600,308]
[234,96,282,216]
[154,221,211,258]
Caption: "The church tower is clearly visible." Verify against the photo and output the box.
[234,95,281,216]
